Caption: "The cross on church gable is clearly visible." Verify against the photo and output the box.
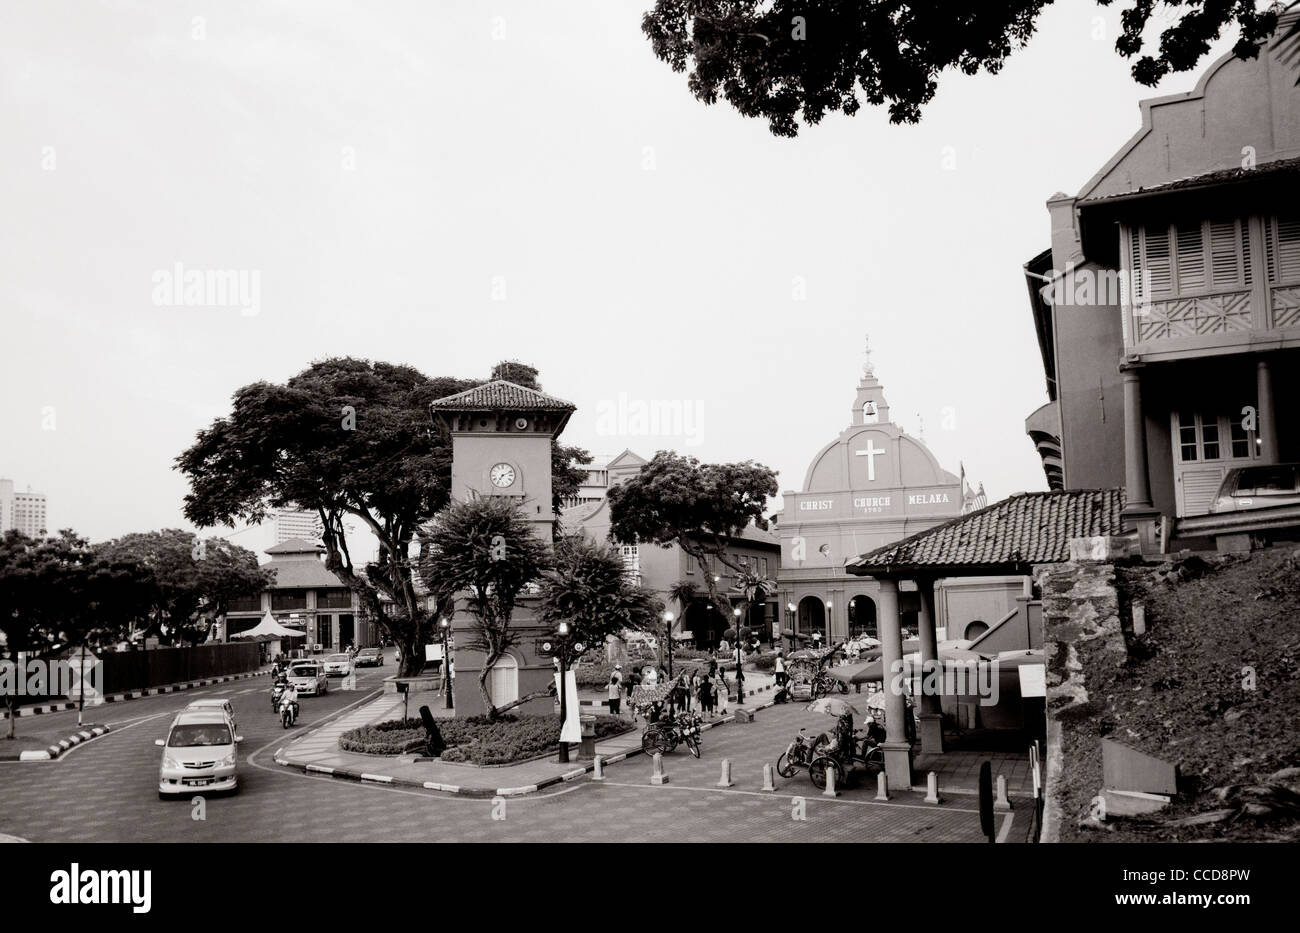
[855,439,885,481]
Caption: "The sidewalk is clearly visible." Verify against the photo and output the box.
[275,687,769,796]
[0,724,111,762]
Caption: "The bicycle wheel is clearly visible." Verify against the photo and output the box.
[808,756,844,791]
[775,751,797,778]
[642,729,672,756]
[685,735,701,759]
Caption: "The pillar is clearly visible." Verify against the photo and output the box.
[1121,365,1152,509]
[915,578,944,754]
[875,577,913,788]
[1257,357,1279,464]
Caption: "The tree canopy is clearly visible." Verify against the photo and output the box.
[642,0,1297,136]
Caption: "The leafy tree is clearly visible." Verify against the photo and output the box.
[538,536,663,666]
[607,451,777,634]
[0,531,146,737]
[176,359,476,674]
[96,530,269,645]
[642,0,1298,136]
[419,495,551,718]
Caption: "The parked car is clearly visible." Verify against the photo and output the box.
[184,698,237,736]
[354,647,384,668]
[156,710,242,798]
[1210,463,1300,513]
[287,662,328,696]
[322,653,353,677]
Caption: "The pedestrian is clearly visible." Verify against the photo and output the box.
[607,672,622,716]
[697,671,713,718]
[644,665,658,688]
[774,648,787,688]
[716,670,730,715]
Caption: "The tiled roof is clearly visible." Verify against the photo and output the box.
[429,380,576,412]
[847,489,1126,574]
[265,537,323,555]
[263,555,349,589]
[1079,155,1300,204]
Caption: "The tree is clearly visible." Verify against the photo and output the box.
[538,537,663,665]
[0,531,145,738]
[96,530,270,645]
[176,358,476,675]
[731,566,776,647]
[642,0,1297,136]
[419,495,551,718]
[607,451,778,634]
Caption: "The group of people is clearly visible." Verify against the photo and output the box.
[607,660,733,722]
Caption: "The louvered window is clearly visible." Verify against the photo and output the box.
[1265,215,1300,284]
[1129,218,1253,297]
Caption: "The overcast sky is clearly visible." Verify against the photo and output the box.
[0,0,1246,561]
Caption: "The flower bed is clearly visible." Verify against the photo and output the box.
[339,714,632,765]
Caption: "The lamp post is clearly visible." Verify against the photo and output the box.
[732,606,745,706]
[440,617,452,710]
[662,611,675,714]
[786,602,796,653]
[557,621,571,763]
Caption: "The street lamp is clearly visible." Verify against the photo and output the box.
[662,610,675,691]
[732,606,745,706]
[440,617,452,710]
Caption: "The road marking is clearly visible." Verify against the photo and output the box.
[599,780,981,813]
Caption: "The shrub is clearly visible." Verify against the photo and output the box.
[344,713,633,765]
[574,660,617,688]
[671,647,713,662]
[751,651,778,672]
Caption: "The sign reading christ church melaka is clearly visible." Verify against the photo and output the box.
[795,489,953,517]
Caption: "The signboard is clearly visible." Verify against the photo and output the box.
[425,644,444,662]
[1018,663,1047,698]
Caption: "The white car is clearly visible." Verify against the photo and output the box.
[322,653,353,678]
[156,710,242,798]
[184,698,237,735]
[287,662,328,696]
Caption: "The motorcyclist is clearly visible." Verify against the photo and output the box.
[278,680,299,721]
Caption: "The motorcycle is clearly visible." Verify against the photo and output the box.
[280,695,299,729]
[271,681,288,713]
[641,710,703,758]
[775,727,828,778]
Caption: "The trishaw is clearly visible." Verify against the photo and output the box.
[803,695,893,791]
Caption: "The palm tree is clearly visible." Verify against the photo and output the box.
[730,568,776,644]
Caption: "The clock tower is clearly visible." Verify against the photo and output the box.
[430,380,576,714]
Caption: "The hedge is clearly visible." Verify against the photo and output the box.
[339,714,632,765]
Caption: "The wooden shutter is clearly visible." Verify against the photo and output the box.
[1268,216,1300,283]
[1209,220,1244,287]
[1143,225,1173,295]
[1175,223,1206,290]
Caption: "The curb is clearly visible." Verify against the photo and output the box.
[579,680,776,709]
[275,694,780,796]
[0,724,111,761]
[1,668,271,720]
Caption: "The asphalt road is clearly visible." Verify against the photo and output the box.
[0,650,1003,843]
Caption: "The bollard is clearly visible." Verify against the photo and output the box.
[592,755,605,781]
[650,752,670,785]
[924,770,941,804]
[995,773,1012,811]
[762,763,776,792]
[875,771,890,801]
[822,765,840,798]
[716,758,734,788]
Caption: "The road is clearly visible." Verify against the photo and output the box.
[0,650,1004,843]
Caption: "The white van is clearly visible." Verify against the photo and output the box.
[156,710,242,798]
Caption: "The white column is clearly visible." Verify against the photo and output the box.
[876,578,913,788]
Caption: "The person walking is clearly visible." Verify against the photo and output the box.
[774,648,787,688]
[697,671,713,719]
[607,672,623,716]
[715,669,730,715]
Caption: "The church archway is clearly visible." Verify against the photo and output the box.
[796,596,826,644]
[848,595,877,639]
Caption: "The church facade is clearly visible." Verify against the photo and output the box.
[777,352,1011,647]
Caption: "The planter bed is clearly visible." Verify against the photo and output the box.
[339,714,633,766]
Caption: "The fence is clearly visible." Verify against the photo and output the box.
[95,642,262,696]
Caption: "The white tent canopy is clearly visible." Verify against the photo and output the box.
[232,611,306,640]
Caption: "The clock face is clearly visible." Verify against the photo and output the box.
[489,463,516,488]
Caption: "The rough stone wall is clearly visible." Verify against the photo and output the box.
[1035,558,1127,841]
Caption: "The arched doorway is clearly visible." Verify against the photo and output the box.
[487,654,519,708]
[848,595,877,638]
[796,596,826,645]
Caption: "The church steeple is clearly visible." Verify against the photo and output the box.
[851,335,890,426]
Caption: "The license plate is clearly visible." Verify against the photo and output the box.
[184,778,214,786]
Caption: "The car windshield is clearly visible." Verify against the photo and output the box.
[291,666,318,676]
[168,723,232,747]
[1236,466,1297,496]
[326,654,348,662]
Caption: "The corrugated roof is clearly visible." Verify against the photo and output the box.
[1079,155,1300,204]
[847,489,1126,574]
[265,537,323,555]
[429,380,576,412]
[263,555,349,589]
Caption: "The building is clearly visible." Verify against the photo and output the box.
[777,348,1018,647]
[1023,5,1300,551]
[430,379,576,716]
[272,507,322,544]
[0,480,47,538]
[224,538,368,650]
[564,452,782,647]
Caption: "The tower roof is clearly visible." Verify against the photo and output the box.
[429,380,576,412]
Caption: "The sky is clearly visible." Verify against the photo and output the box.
[0,0,1251,562]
